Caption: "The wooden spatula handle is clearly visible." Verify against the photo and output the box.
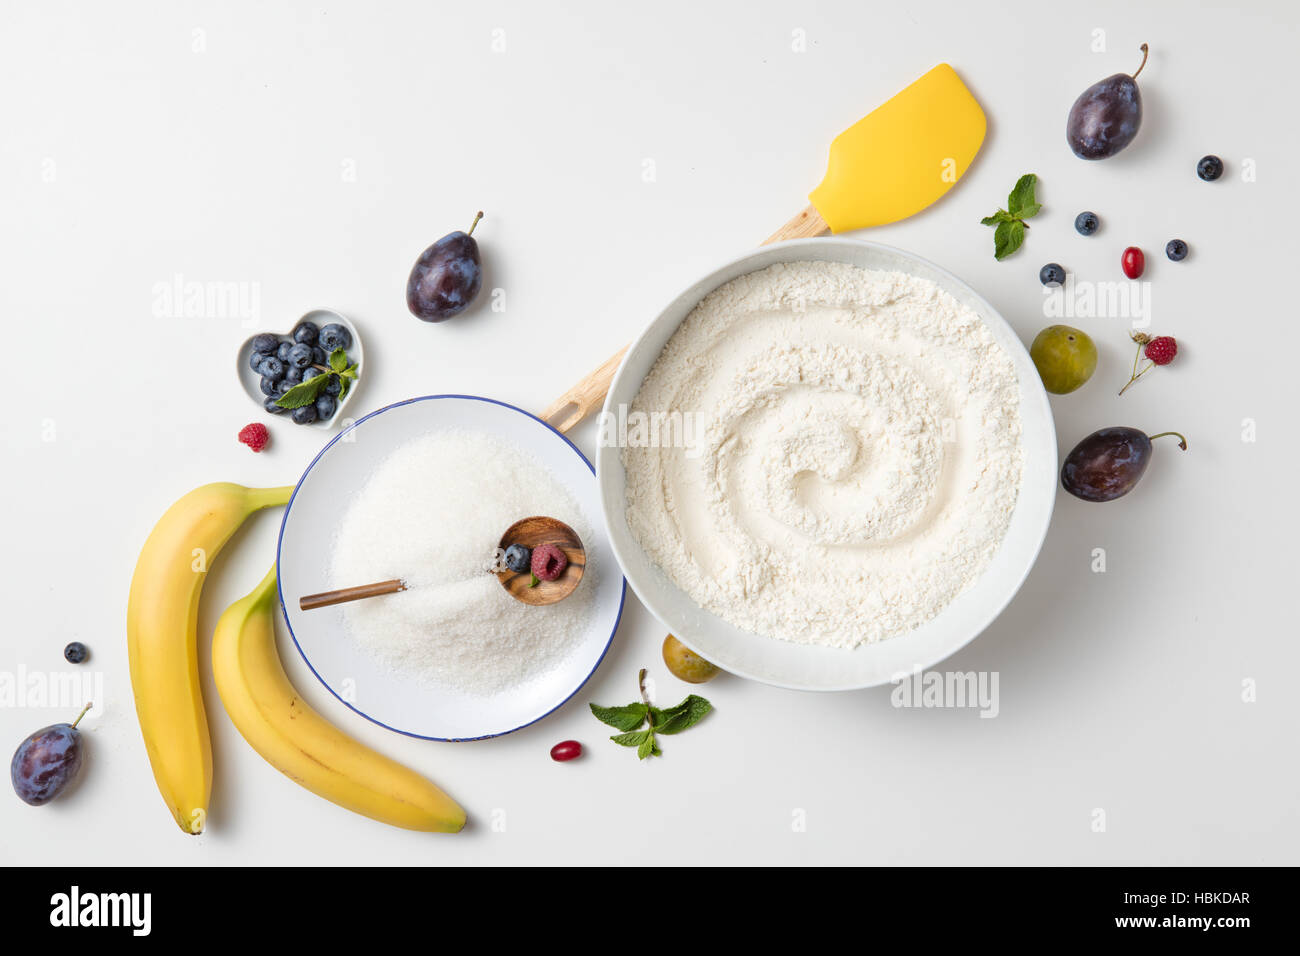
[299,578,405,611]
[543,205,828,434]
[542,345,629,434]
[762,203,830,244]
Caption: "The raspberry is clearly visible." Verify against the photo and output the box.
[531,543,568,582]
[1120,333,1181,395]
[1144,336,1177,366]
[238,422,270,452]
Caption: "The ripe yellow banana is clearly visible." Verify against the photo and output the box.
[212,564,466,833]
[127,482,294,834]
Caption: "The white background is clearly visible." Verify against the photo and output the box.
[2,0,1296,865]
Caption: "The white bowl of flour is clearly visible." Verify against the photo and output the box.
[598,239,1056,691]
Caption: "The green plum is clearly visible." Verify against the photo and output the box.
[1031,325,1097,394]
[662,635,719,684]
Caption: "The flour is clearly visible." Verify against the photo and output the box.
[330,430,597,695]
[622,261,1024,648]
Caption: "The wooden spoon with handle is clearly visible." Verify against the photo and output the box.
[541,63,984,435]
[299,516,585,610]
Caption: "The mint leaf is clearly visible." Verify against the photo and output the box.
[1008,173,1040,219]
[656,695,713,735]
[594,673,712,758]
[1015,200,1042,220]
[610,729,652,748]
[337,375,352,402]
[275,375,327,409]
[653,701,685,725]
[993,219,1026,261]
[982,174,1040,260]
[329,348,349,372]
[590,702,649,732]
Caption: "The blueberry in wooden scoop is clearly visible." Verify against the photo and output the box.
[407,212,484,322]
[1066,44,1148,160]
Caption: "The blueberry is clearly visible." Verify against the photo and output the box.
[292,321,319,345]
[259,376,280,397]
[1197,155,1223,182]
[284,366,303,385]
[276,378,295,396]
[287,342,314,369]
[303,367,324,383]
[1074,211,1099,236]
[315,394,337,420]
[276,341,293,362]
[263,395,287,414]
[312,346,327,366]
[503,544,532,573]
[318,323,352,352]
[249,350,272,373]
[250,333,280,354]
[323,373,342,396]
[1165,239,1188,261]
[63,642,87,664]
[1039,263,1067,286]
[291,404,318,425]
[259,355,285,381]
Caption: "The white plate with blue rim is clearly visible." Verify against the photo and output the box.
[276,394,627,740]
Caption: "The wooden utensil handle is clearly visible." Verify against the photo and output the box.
[542,345,629,434]
[762,203,830,244]
[299,578,405,611]
[543,205,828,434]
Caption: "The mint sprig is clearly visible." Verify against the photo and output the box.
[589,668,713,760]
[590,702,650,731]
[274,347,360,409]
[980,173,1041,260]
[274,376,327,410]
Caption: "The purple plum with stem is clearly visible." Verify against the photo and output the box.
[11,703,91,806]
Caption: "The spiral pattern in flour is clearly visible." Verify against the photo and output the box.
[622,261,1024,649]
[705,345,944,550]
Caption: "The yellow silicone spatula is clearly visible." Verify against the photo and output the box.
[764,63,986,242]
[543,63,986,433]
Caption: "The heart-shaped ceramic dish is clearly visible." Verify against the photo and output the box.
[236,308,364,429]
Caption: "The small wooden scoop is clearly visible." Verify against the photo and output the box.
[495,516,585,607]
[298,515,584,611]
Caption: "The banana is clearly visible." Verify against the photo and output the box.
[212,564,466,833]
[127,482,294,834]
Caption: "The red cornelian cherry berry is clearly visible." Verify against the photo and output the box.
[550,740,582,762]
[1121,246,1145,279]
